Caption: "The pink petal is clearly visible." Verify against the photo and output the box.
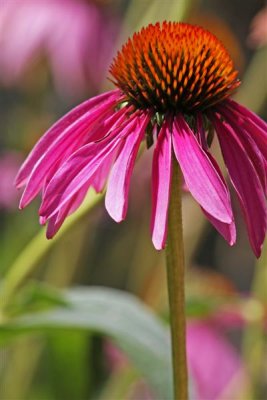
[105,113,151,222]
[224,100,267,165]
[242,120,267,162]
[18,93,123,208]
[234,129,266,193]
[40,140,119,221]
[202,209,236,245]
[16,90,120,188]
[19,121,90,208]
[46,184,89,239]
[217,106,267,193]
[172,115,233,223]
[200,161,236,246]
[40,115,139,220]
[92,153,116,193]
[227,99,267,132]
[80,109,132,196]
[212,114,267,257]
[195,113,234,199]
[194,114,236,245]
[150,120,172,250]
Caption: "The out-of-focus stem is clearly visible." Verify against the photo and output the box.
[166,159,188,400]
[0,190,103,315]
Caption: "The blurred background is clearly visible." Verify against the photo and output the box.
[0,0,266,399]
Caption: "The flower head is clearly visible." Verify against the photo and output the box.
[0,0,118,96]
[110,23,240,113]
[16,22,267,256]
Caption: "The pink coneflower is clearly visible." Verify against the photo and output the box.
[16,22,267,256]
[0,0,118,95]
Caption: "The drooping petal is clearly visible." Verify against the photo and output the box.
[45,112,134,233]
[18,96,125,208]
[223,99,267,163]
[19,121,91,208]
[150,120,172,250]
[46,184,89,239]
[90,105,135,144]
[92,152,116,193]
[202,209,236,245]
[105,113,151,222]
[40,115,139,220]
[226,98,267,132]
[241,120,267,163]
[195,113,233,196]
[194,113,236,245]
[237,131,266,193]
[211,114,267,257]
[172,115,233,223]
[16,89,121,188]
[40,140,119,221]
[217,105,267,193]
[20,107,133,212]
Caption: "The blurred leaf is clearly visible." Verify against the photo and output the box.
[3,276,243,321]
[0,287,173,399]
[5,281,68,317]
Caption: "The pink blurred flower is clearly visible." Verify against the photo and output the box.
[104,339,128,371]
[104,322,246,400]
[16,22,267,256]
[248,6,267,48]
[0,0,118,96]
[188,321,247,400]
[0,152,21,210]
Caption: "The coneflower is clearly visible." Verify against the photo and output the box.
[16,21,267,257]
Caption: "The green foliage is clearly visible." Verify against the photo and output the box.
[0,286,173,399]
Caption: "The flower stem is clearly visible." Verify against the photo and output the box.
[166,158,188,400]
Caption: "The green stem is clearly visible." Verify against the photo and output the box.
[166,159,188,400]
